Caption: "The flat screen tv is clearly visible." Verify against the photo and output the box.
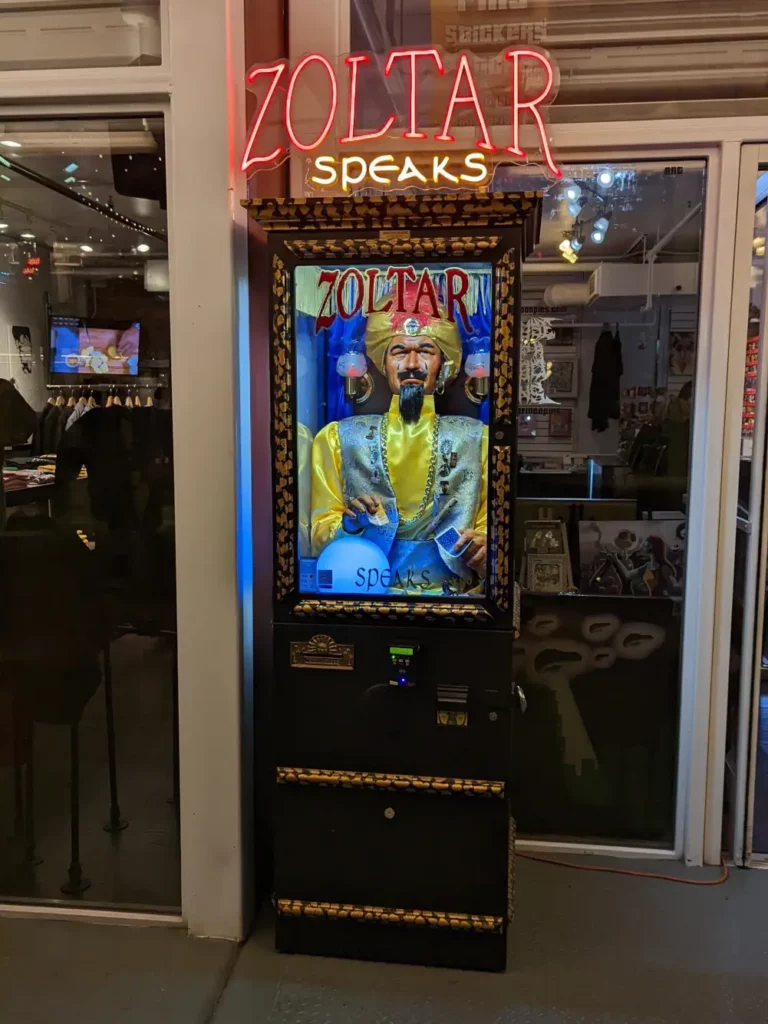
[49,316,140,376]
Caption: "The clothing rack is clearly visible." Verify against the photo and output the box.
[548,322,659,330]
[47,381,167,392]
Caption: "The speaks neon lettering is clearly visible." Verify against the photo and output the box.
[311,152,490,192]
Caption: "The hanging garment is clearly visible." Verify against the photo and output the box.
[32,401,56,455]
[66,401,92,432]
[588,326,623,432]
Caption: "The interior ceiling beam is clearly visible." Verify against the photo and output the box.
[0,152,166,241]
[0,131,158,154]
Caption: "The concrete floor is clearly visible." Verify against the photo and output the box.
[2,857,768,1024]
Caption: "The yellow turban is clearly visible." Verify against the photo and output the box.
[364,307,463,382]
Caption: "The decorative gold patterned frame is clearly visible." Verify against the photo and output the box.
[277,766,505,797]
[244,193,542,626]
[276,898,504,933]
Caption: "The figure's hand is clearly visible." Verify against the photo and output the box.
[455,529,487,576]
[344,494,381,521]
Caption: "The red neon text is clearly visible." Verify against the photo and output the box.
[285,53,338,152]
[435,52,495,152]
[242,47,561,177]
[340,55,396,144]
[505,49,561,179]
[383,48,445,140]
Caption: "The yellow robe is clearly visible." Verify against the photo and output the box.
[310,395,488,556]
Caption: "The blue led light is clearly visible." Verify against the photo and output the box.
[64,162,79,173]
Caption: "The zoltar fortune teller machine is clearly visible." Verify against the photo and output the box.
[244,193,542,972]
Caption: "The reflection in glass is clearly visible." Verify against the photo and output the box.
[0,118,178,909]
[727,168,768,859]
[296,263,491,599]
[497,160,706,845]
[0,4,161,72]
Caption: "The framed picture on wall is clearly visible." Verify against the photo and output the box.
[549,408,573,438]
[527,555,568,593]
[10,326,33,375]
[547,357,578,398]
[669,330,695,376]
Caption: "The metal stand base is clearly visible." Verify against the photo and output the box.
[60,723,90,896]
[103,816,129,833]
[60,865,91,896]
[103,644,129,833]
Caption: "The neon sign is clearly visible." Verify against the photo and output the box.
[311,152,489,192]
[241,46,561,181]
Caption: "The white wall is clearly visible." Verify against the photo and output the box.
[0,244,50,411]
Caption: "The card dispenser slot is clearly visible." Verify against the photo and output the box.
[437,683,469,727]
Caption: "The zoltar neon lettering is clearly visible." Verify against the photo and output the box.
[241,46,561,178]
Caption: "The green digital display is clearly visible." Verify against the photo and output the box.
[390,646,416,657]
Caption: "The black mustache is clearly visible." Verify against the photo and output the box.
[397,369,427,382]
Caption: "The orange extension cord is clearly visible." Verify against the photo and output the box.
[517,853,729,886]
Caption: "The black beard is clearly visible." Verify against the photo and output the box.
[399,383,425,424]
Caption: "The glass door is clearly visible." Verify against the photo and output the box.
[496,159,706,848]
[725,146,768,866]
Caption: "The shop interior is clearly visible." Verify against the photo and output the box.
[500,160,704,846]
[725,168,768,860]
[0,117,179,909]
[747,176,768,855]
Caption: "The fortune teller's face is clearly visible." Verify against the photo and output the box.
[384,336,443,425]
[385,336,442,395]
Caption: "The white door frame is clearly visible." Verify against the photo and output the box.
[0,0,253,940]
[724,145,768,867]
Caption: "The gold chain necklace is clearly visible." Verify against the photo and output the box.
[380,413,440,527]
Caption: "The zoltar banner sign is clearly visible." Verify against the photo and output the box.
[241,45,562,190]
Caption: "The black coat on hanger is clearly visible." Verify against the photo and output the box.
[588,325,623,432]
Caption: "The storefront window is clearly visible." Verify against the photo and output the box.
[725,166,768,861]
[0,3,161,71]
[498,159,705,845]
[0,117,178,908]
[349,0,768,122]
